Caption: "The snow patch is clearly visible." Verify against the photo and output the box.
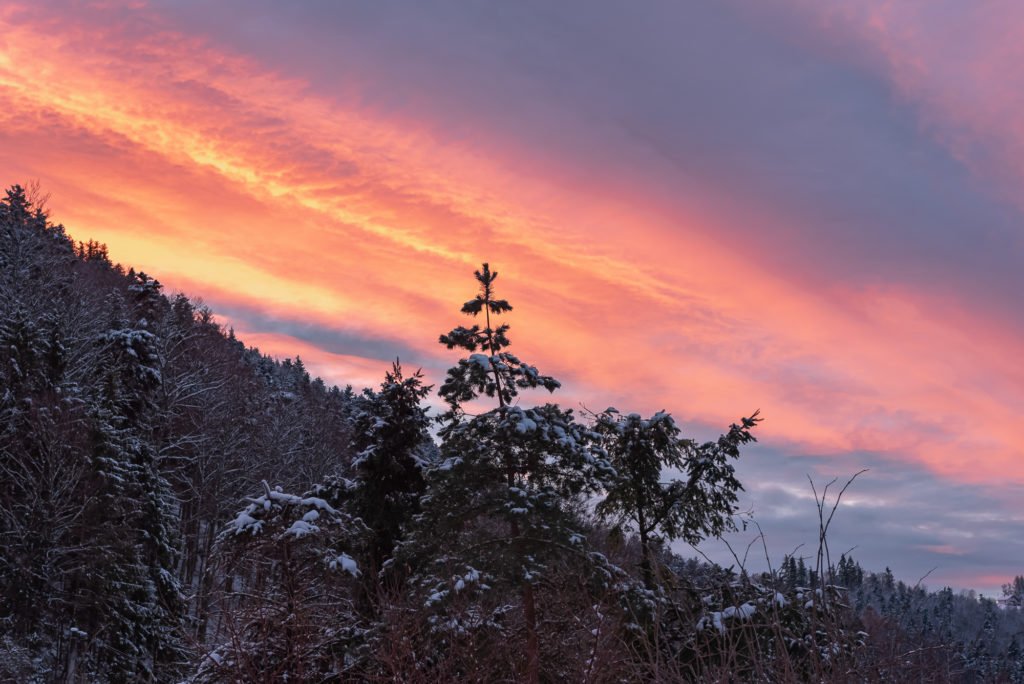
[330,552,360,576]
[286,519,317,538]
[515,417,537,433]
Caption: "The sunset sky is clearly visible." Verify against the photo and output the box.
[2,0,1022,594]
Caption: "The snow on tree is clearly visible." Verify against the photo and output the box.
[436,263,560,424]
[70,277,187,682]
[0,184,367,680]
[0,187,187,682]
[1003,575,1024,608]
[594,408,759,590]
[199,481,368,682]
[403,263,615,683]
[349,360,432,569]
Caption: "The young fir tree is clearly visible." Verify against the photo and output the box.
[200,481,367,683]
[349,360,432,568]
[594,408,759,590]
[406,263,614,683]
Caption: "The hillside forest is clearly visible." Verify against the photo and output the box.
[2,185,1024,682]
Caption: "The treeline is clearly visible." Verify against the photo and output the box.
[849,564,1024,680]
[2,185,1023,682]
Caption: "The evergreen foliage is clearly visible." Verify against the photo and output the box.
[437,263,559,421]
[408,263,615,681]
[349,360,432,566]
[594,408,759,589]
[196,482,366,682]
[0,186,356,681]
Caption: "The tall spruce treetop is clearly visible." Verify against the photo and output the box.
[438,263,559,420]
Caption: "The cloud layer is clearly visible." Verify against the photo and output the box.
[1,0,1021,593]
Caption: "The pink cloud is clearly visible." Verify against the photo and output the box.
[0,0,1020,531]
[917,544,966,557]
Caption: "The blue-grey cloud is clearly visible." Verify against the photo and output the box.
[693,444,1024,596]
[205,299,431,371]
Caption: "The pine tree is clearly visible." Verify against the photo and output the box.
[1009,636,1024,683]
[436,263,560,423]
[407,263,613,683]
[797,556,808,587]
[0,309,80,634]
[837,553,863,589]
[67,278,187,681]
[594,408,758,590]
[0,184,371,679]
[780,555,799,590]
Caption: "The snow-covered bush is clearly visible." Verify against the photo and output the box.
[195,482,367,683]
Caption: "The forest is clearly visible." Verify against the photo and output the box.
[1,183,1023,682]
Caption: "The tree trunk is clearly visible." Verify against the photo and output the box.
[523,578,539,684]
[484,305,505,408]
[637,501,655,590]
[64,638,79,684]
[195,519,217,643]
[510,518,539,682]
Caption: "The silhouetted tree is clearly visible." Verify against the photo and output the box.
[406,263,612,683]
[350,360,432,566]
[594,408,759,590]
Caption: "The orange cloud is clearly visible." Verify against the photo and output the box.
[0,0,1021,512]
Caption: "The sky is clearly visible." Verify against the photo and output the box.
[1,0,1022,595]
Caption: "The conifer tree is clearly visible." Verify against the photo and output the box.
[0,309,80,636]
[436,263,560,422]
[594,408,759,590]
[200,481,367,682]
[781,554,799,590]
[68,277,187,681]
[349,360,432,567]
[407,263,613,683]
[0,184,370,680]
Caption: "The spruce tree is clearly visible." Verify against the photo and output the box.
[70,277,187,681]
[349,360,432,567]
[0,309,79,635]
[0,184,375,679]
[797,556,808,587]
